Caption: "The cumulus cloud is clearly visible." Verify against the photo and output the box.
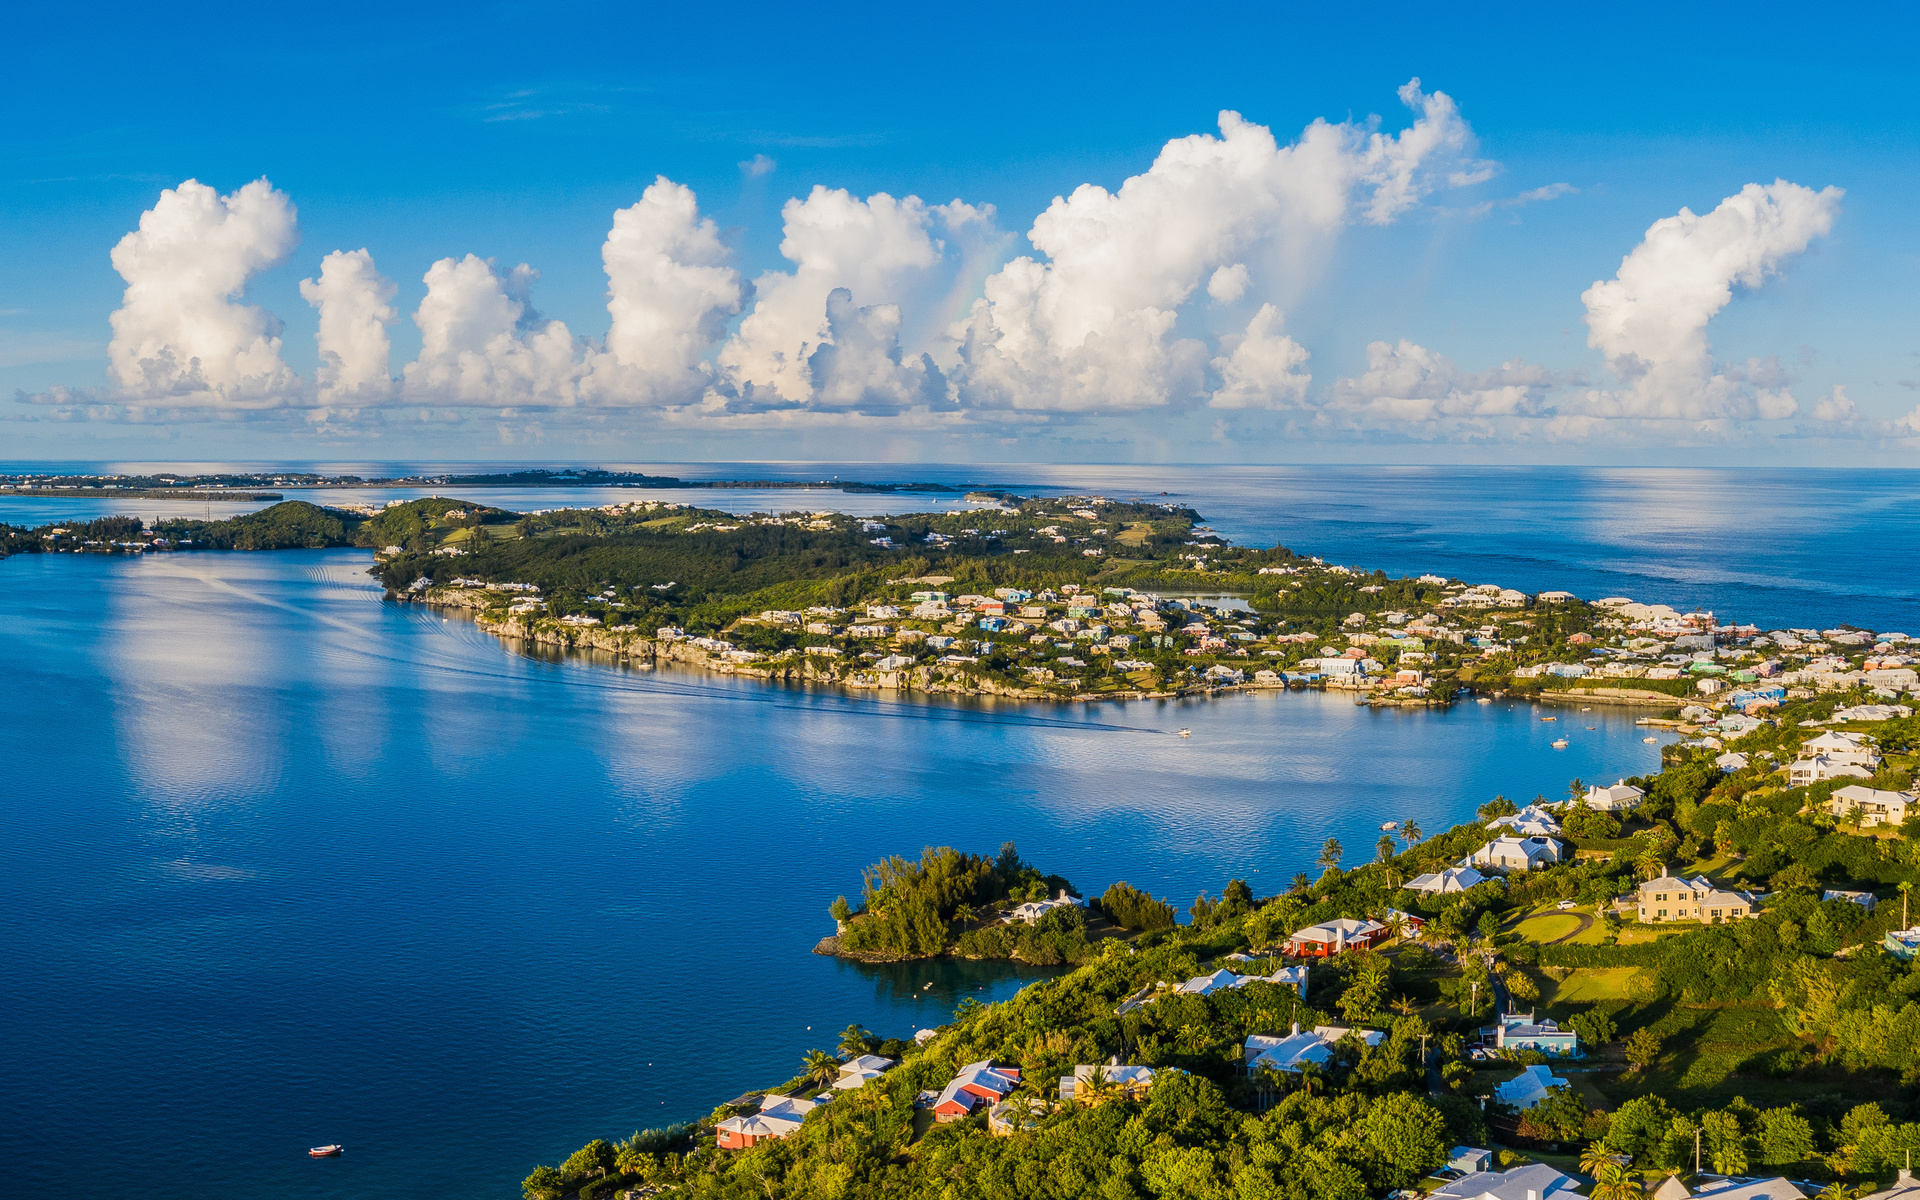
[1207,264,1251,304]
[1208,305,1310,409]
[402,255,581,406]
[804,288,947,413]
[951,81,1487,414]
[1811,384,1857,423]
[581,176,744,406]
[1577,179,1842,421]
[1325,340,1553,422]
[715,187,989,410]
[106,178,301,406]
[299,249,396,404]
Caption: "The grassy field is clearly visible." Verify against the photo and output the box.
[1539,967,1645,1005]
[1511,912,1584,943]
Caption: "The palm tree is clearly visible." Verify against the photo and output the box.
[837,1024,875,1058]
[1813,1184,1858,1200]
[1578,1146,1621,1178]
[1291,872,1312,896]
[1297,1059,1325,1096]
[1077,1063,1114,1105]
[1589,1163,1641,1200]
[1318,837,1344,874]
[802,1048,840,1089]
[1390,994,1417,1017]
[1401,820,1422,848]
[1900,880,1913,929]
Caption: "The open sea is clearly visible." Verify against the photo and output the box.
[2,464,1914,1199]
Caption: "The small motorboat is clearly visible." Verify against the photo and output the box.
[1643,735,1659,743]
[1551,738,1569,749]
[1177,728,1192,737]
[309,1145,344,1158]
[1476,697,1492,704]
[1380,821,1399,831]
[1581,706,1591,711]
[1541,716,1556,722]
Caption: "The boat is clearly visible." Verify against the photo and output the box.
[1551,738,1569,749]
[309,1146,344,1158]
[1379,821,1399,831]
[1177,729,1192,738]
[1540,716,1556,722]
[1476,697,1492,704]
[1581,706,1591,711]
[1643,736,1658,743]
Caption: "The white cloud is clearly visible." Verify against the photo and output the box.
[1811,383,1857,423]
[1207,263,1251,303]
[106,178,301,406]
[1578,179,1842,421]
[582,176,744,407]
[715,187,987,409]
[401,255,581,406]
[951,82,1487,414]
[1325,340,1552,422]
[299,249,396,405]
[1208,305,1310,409]
[738,154,776,178]
[1891,405,1920,437]
[803,288,947,413]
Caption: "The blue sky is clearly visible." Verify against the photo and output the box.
[4,1,1918,464]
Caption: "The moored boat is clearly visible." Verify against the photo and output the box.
[1551,738,1569,749]
[309,1145,344,1158]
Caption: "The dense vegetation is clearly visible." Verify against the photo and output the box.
[153,500,363,550]
[526,693,1920,1200]
[833,843,1076,960]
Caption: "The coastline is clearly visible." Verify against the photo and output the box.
[410,585,1465,709]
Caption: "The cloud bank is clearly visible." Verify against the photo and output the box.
[25,86,1888,448]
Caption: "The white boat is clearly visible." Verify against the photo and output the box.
[1177,729,1192,738]
[309,1145,344,1158]
[1379,821,1399,831]
[1643,736,1658,743]
[1551,738,1569,749]
[1476,697,1492,704]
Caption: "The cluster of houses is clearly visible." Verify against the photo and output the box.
[1432,1162,1920,1200]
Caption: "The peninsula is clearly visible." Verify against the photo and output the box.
[5,494,1911,713]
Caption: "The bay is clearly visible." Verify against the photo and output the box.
[4,544,1665,1200]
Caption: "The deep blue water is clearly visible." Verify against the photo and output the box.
[2,463,1913,1200]
[6,463,1915,631]
[5,545,1669,1200]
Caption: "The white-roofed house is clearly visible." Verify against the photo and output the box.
[1804,730,1880,765]
[1470,836,1565,873]
[1429,1162,1581,1200]
[1491,1063,1571,1110]
[1057,1063,1156,1103]
[1244,1023,1386,1075]
[1636,875,1758,924]
[1008,889,1082,924]
[1858,1168,1920,1200]
[1689,1177,1808,1200]
[1284,916,1388,957]
[1826,785,1912,828]
[1583,781,1646,812]
[716,1093,823,1149]
[1405,866,1488,895]
[832,1053,897,1089]
[1487,804,1563,837]
[1492,1012,1579,1056]
[932,1060,1021,1123]
[1791,755,1876,787]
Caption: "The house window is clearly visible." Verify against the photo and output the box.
[1657,909,1667,918]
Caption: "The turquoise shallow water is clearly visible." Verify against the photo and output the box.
[4,545,1668,1200]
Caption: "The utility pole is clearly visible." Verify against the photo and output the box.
[1694,1127,1702,1176]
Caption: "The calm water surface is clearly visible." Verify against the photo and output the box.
[4,545,1669,1200]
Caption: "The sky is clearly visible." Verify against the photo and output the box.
[4,0,1919,466]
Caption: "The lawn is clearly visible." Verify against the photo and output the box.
[1589,1005,1810,1109]
[1539,967,1644,1004]
[1511,913,1584,943]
